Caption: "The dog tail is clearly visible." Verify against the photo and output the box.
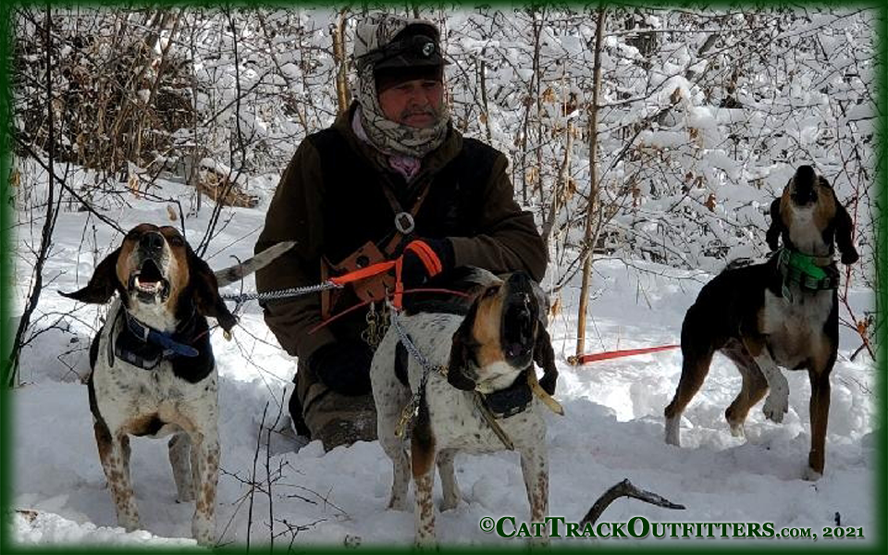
[214,241,295,287]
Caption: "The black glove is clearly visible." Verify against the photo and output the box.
[308,340,373,396]
[401,237,454,289]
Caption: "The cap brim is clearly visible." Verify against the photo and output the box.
[374,55,450,71]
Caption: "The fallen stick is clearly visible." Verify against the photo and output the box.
[580,478,685,528]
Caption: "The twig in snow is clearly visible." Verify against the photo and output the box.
[579,478,685,528]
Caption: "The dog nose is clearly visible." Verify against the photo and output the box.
[139,232,165,253]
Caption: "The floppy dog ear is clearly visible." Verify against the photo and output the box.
[187,246,238,332]
[766,197,785,252]
[59,248,121,304]
[447,315,477,391]
[834,198,859,265]
[534,326,558,395]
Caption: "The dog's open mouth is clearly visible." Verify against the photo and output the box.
[128,259,170,302]
[502,292,535,364]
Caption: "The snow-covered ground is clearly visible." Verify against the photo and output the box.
[7,173,880,548]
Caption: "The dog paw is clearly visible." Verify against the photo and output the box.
[763,393,788,423]
[387,496,408,512]
[440,496,460,512]
[802,466,823,482]
[729,421,746,438]
[413,534,437,550]
[176,493,195,503]
[664,417,681,446]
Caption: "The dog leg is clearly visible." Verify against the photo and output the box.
[727,368,769,436]
[413,469,437,548]
[168,433,195,503]
[95,422,141,531]
[190,431,219,546]
[665,346,714,446]
[750,351,789,423]
[437,449,461,511]
[411,396,437,547]
[520,447,549,545]
[380,436,411,511]
[805,361,833,480]
[722,345,769,437]
[371,343,413,512]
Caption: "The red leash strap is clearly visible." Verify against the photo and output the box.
[325,258,407,311]
[307,285,471,335]
[568,344,680,365]
[327,259,398,287]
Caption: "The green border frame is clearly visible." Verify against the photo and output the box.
[0,2,885,554]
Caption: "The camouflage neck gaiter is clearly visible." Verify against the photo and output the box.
[353,62,450,159]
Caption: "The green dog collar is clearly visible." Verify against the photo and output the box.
[777,248,837,292]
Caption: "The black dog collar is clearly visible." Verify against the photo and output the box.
[108,309,201,370]
[479,369,533,419]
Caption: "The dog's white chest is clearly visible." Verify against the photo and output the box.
[94,361,216,432]
[762,288,833,367]
[424,372,546,452]
[92,311,217,435]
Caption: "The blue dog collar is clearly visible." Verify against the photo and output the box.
[124,311,200,358]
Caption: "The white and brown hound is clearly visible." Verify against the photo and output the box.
[664,165,859,479]
[370,268,560,545]
[61,224,290,545]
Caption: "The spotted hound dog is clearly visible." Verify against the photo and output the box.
[665,165,859,479]
[370,268,560,545]
[61,224,291,545]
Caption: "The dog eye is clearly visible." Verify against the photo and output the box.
[168,235,184,247]
[126,229,140,240]
[483,285,500,298]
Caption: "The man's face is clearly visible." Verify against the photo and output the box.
[378,78,444,128]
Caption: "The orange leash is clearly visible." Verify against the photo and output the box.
[568,344,680,365]
[307,286,471,335]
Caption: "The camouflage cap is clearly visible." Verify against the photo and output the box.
[353,14,447,72]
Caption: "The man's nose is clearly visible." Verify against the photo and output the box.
[406,90,429,106]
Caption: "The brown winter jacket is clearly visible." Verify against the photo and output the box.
[255,103,547,362]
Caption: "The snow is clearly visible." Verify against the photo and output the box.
[7,174,879,549]
[6,5,880,548]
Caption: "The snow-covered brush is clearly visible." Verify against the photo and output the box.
[580,479,685,529]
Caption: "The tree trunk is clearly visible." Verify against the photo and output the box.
[576,6,607,359]
[332,9,350,115]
